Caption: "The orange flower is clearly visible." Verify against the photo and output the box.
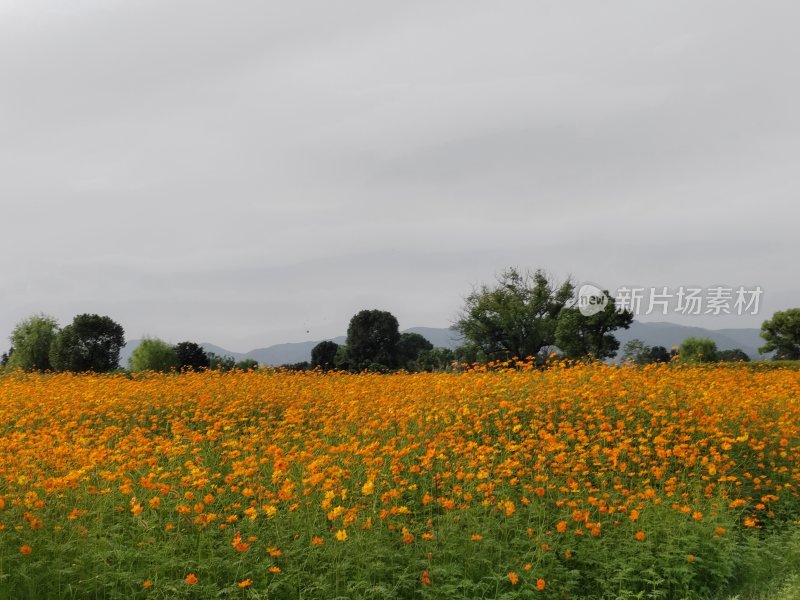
[634,531,646,542]
[239,579,253,587]
[268,566,281,574]
[470,534,482,541]
[311,536,324,546]
[556,520,568,533]
[184,573,198,585]
[20,545,32,555]
[143,580,153,589]
[420,569,431,586]
[536,578,546,591]
[507,571,519,585]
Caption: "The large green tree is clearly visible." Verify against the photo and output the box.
[555,295,633,360]
[129,338,178,373]
[311,340,339,371]
[759,308,800,360]
[345,309,401,371]
[396,332,433,371]
[455,268,575,360]
[50,314,125,373]
[7,314,60,371]
[678,337,718,363]
[174,341,210,371]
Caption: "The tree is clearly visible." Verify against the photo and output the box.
[129,338,179,373]
[396,332,433,371]
[647,346,672,363]
[207,352,235,372]
[416,347,456,372]
[621,339,650,365]
[0,347,12,368]
[555,295,633,360]
[455,268,575,361]
[678,337,718,363]
[345,309,401,371]
[7,314,60,371]
[235,359,259,371]
[175,341,210,371]
[717,348,751,362]
[282,361,310,371]
[759,309,800,360]
[333,345,351,371]
[311,341,339,371]
[50,314,125,373]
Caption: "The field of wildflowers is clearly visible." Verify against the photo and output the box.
[0,363,798,599]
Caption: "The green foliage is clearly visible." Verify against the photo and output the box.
[129,338,179,373]
[333,345,351,371]
[396,332,433,370]
[282,361,310,371]
[49,314,125,373]
[717,348,751,362]
[7,314,60,371]
[678,337,719,363]
[235,359,259,371]
[455,267,575,360]
[416,347,456,371]
[555,294,633,360]
[345,309,401,371]
[174,341,209,371]
[311,340,339,371]
[0,347,12,368]
[648,345,673,363]
[621,341,674,365]
[206,352,235,372]
[760,308,800,360]
[622,338,650,364]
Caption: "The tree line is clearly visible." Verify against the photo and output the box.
[3,267,800,373]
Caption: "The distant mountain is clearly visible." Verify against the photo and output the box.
[614,322,765,359]
[118,321,764,368]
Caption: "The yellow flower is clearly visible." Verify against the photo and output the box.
[335,529,348,542]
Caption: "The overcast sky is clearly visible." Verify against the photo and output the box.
[2,1,798,352]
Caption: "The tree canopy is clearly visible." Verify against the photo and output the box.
[396,332,434,371]
[129,338,178,373]
[175,341,210,371]
[7,314,60,371]
[555,294,633,360]
[311,341,339,371]
[759,308,800,360]
[455,268,575,361]
[345,309,401,371]
[678,337,718,363]
[50,314,125,373]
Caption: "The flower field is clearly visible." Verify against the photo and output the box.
[0,364,799,599]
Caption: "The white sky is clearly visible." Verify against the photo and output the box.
[2,1,799,351]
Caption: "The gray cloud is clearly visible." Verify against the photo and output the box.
[1,1,798,351]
